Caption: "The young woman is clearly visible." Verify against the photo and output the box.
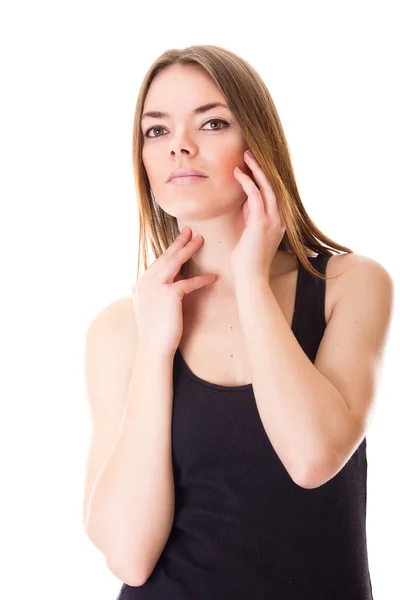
[83,45,392,599]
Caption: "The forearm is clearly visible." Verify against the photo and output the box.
[235,277,352,485]
[85,343,175,584]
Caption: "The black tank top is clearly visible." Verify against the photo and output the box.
[117,253,374,599]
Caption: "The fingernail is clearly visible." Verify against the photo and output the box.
[182,225,189,233]
[246,150,254,158]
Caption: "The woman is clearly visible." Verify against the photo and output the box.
[83,45,392,599]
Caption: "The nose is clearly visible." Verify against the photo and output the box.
[169,134,196,156]
[171,147,190,156]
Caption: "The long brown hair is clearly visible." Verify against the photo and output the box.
[132,44,353,283]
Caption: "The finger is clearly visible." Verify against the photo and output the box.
[234,168,266,216]
[150,226,192,280]
[163,226,192,259]
[163,234,204,283]
[243,153,281,221]
[174,273,217,297]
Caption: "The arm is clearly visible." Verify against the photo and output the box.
[236,277,350,487]
[235,255,393,489]
[84,332,175,587]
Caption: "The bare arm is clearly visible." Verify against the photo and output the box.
[84,228,216,587]
[84,308,175,587]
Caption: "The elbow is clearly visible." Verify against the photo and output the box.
[291,451,333,489]
[293,470,322,490]
[84,523,148,587]
[106,557,149,588]
[293,456,335,489]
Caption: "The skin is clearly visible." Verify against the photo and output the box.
[138,64,394,495]
[141,63,296,300]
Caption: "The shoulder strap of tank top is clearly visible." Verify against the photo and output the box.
[304,252,331,329]
[293,253,331,360]
[309,252,330,276]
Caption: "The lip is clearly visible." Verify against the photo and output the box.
[167,168,207,182]
[169,175,207,185]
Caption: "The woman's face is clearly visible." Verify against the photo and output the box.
[141,64,253,221]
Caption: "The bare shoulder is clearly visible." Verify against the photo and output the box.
[329,251,392,280]
[329,250,392,272]
[328,251,393,308]
[90,295,136,330]
[326,251,360,276]
[86,296,137,367]
[90,295,135,327]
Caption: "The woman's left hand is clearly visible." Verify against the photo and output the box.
[230,150,286,284]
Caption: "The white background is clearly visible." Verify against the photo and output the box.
[1,1,398,598]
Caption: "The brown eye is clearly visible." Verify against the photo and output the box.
[145,125,166,138]
[144,118,229,138]
[202,119,229,131]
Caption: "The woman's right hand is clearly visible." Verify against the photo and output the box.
[131,226,218,357]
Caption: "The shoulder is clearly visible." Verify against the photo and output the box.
[324,251,360,277]
[329,251,393,285]
[328,251,394,316]
[85,296,137,364]
[87,295,135,331]
[321,250,393,287]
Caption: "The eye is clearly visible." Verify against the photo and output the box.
[144,118,229,138]
[202,118,229,131]
[145,125,165,138]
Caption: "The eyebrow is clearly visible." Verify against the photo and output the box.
[141,102,231,121]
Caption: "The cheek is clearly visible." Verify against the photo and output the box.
[141,151,158,182]
[220,156,256,187]
[218,153,242,176]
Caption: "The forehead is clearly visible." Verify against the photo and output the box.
[142,65,227,116]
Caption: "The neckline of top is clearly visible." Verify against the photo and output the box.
[176,254,321,392]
